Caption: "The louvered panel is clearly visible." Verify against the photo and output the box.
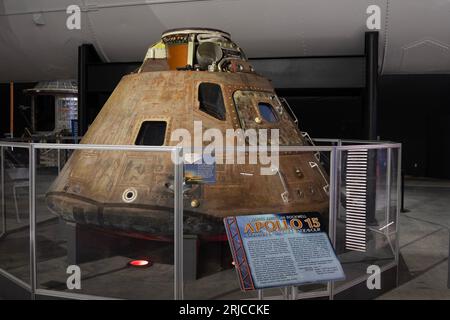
[345,149,368,252]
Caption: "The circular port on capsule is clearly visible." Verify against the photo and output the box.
[122,188,138,203]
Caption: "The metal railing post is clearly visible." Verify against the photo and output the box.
[57,136,61,173]
[282,287,288,300]
[400,170,408,213]
[290,286,297,300]
[173,147,184,300]
[328,146,339,300]
[0,146,5,238]
[29,144,36,299]
[448,235,450,289]
[257,290,264,300]
[395,146,402,287]
[383,148,397,256]
[386,149,392,230]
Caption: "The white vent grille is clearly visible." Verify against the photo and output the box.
[345,149,368,252]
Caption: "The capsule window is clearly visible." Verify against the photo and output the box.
[258,102,278,123]
[135,121,167,146]
[198,83,226,121]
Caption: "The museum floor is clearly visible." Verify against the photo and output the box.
[378,178,450,299]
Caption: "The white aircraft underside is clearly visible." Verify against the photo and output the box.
[1,0,450,82]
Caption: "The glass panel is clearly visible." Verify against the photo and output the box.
[0,145,30,285]
[198,83,226,120]
[0,142,400,300]
[183,148,331,299]
[35,146,175,299]
[388,148,400,256]
[334,147,398,292]
[258,103,278,123]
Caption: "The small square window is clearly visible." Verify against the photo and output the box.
[258,103,278,123]
[198,83,226,120]
[135,121,167,146]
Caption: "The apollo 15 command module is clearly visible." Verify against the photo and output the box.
[46,28,330,237]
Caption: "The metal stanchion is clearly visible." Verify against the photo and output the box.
[174,147,184,300]
[282,287,288,300]
[400,170,409,213]
[448,235,450,289]
[0,146,6,239]
[257,289,264,300]
[290,286,297,300]
[29,145,36,299]
[57,136,61,173]
[328,147,339,300]
[395,147,402,287]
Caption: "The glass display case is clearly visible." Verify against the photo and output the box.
[0,139,401,300]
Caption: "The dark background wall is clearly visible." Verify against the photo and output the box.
[378,75,450,178]
[279,75,450,179]
[2,75,450,179]
[83,62,140,129]
[278,88,364,139]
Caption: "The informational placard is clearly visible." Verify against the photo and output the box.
[224,212,345,291]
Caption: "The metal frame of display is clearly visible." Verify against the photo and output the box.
[0,140,401,300]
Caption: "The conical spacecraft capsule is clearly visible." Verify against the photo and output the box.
[46,28,329,236]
